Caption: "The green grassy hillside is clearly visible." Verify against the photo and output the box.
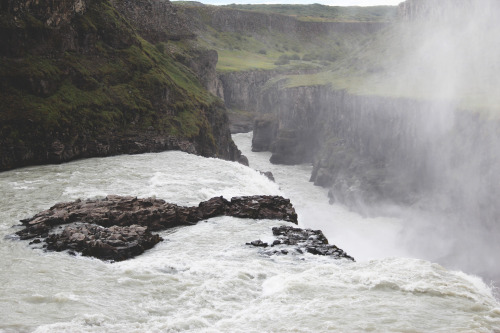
[223,4,397,22]
[173,2,500,113]
[173,3,384,73]
[0,0,232,170]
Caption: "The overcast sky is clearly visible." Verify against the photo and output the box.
[172,0,403,6]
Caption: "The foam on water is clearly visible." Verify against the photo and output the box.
[0,135,499,332]
[232,132,412,262]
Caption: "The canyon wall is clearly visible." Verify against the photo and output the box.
[182,5,387,37]
[254,83,500,222]
[111,0,194,42]
[0,0,239,171]
[250,80,500,280]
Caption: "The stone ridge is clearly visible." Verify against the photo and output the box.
[15,195,298,261]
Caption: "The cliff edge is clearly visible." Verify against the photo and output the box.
[0,0,239,171]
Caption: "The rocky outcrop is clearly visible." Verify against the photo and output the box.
[2,0,87,27]
[253,80,500,225]
[0,0,240,172]
[218,69,322,113]
[252,114,278,152]
[252,84,321,164]
[0,101,240,171]
[16,194,298,261]
[269,129,314,165]
[237,154,249,166]
[259,171,275,182]
[111,0,194,42]
[183,49,223,97]
[228,111,254,134]
[111,0,225,96]
[45,223,163,262]
[246,225,354,261]
[219,70,280,112]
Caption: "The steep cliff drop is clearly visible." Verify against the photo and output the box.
[177,1,500,282]
[0,0,239,171]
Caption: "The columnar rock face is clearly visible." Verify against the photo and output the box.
[252,114,278,152]
[218,71,279,112]
[182,5,387,37]
[254,82,500,225]
[16,195,298,261]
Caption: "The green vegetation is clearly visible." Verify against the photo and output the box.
[0,1,236,169]
[171,3,500,113]
[270,24,500,113]
[171,2,398,23]
[0,0,227,162]
[223,4,397,23]
[173,4,375,73]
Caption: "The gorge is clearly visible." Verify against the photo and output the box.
[198,0,500,282]
[1,0,500,331]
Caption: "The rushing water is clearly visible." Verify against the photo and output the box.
[0,132,499,332]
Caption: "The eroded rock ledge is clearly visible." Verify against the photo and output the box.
[16,195,298,261]
[247,226,354,261]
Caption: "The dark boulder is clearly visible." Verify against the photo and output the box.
[259,171,275,182]
[46,223,163,262]
[227,196,297,223]
[237,155,250,166]
[16,194,298,261]
[247,239,268,247]
[247,225,354,261]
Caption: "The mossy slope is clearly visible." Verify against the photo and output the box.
[173,3,388,73]
[0,0,236,171]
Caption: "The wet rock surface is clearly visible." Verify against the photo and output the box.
[16,195,297,261]
[259,171,275,182]
[252,114,278,152]
[247,225,354,261]
[237,155,249,166]
[45,223,163,262]
[228,111,254,134]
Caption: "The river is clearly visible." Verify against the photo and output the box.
[0,132,499,332]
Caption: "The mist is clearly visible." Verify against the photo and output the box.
[355,0,500,283]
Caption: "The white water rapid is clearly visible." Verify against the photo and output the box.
[0,132,499,332]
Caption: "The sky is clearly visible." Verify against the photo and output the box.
[171,0,403,6]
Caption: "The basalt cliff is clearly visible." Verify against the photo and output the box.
[0,0,240,171]
[169,0,500,279]
[3,0,500,278]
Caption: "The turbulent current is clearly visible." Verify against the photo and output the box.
[1,132,499,332]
